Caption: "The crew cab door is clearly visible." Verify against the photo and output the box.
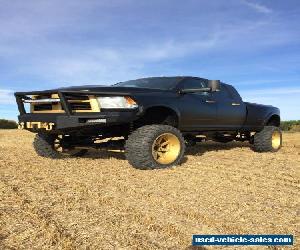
[211,84,247,129]
[177,78,217,130]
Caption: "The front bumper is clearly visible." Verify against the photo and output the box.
[15,89,142,132]
[18,111,140,131]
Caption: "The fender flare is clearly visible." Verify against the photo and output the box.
[263,112,280,126]
[142,104,182,125]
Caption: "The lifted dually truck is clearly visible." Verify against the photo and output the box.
[15,77,282,170]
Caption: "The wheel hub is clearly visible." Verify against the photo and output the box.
[152,133,180,164]
[271,131,281,149]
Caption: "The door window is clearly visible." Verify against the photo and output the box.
[182,78,208,89]
[181,78,209,96]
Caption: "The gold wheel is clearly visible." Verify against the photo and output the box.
[271,130,281,150]
[152,133,181,165]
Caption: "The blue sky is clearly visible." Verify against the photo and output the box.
[0,0,299,120]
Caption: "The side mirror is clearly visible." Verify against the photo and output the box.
[208,80,220,92]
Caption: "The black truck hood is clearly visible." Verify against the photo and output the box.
[56,85,169,94]
[15,85,170,96]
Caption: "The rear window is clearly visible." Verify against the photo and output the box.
[224,84,243,101]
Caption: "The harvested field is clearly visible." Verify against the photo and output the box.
[0,130,299,249]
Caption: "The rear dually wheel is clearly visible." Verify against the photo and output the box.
[253,126,282,152]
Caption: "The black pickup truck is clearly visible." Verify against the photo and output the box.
[15,76,282,169]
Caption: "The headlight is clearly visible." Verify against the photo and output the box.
[97,96,138,109]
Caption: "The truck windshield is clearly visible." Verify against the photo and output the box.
[114,77,182,90]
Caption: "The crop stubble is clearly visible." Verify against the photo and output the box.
[0,130,299,249]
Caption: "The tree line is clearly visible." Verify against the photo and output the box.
[280,120,300,132]
[0,119,18,129]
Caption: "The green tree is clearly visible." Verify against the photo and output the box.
[280,120,300,131]
[0,119,18,129]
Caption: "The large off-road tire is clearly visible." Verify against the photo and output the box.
[253,126,282,152]
[33,133,88,158]
[125,125,185,170]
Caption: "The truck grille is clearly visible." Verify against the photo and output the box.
[29,93,100,113]
[33,104,53,111]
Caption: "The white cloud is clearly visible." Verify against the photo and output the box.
[242,0,273,14]
[240,87,300,96]
[136,36,219,61]
[3,34,221,86]
[0,89,15,104]
[236,79,300,86]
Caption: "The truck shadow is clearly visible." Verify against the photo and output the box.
[185,141,251,156]
[80,141,251,161]
[83,149,127,160]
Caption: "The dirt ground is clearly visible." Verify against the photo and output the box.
[0,130,299,249]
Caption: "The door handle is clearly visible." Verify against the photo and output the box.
[205,100,216,104]
[232,103,241,106]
